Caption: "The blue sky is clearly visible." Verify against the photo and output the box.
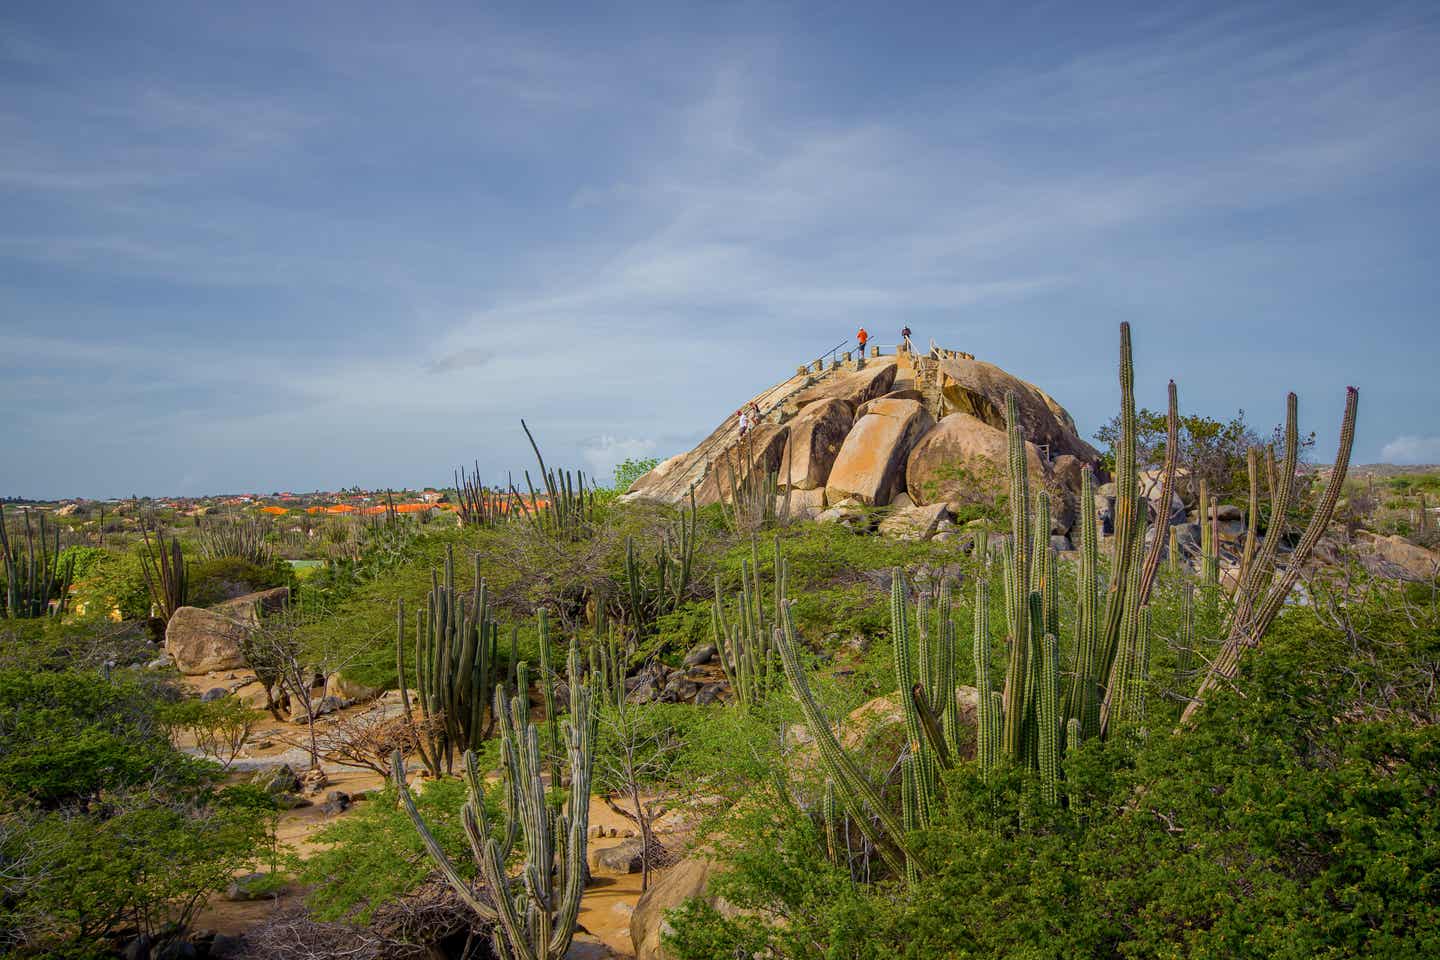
[3,1,1437,498]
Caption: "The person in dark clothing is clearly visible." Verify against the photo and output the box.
[900,325,913,353]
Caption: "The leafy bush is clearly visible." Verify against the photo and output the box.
[157,696,263,770]
[0,669,208,807]
[188,555,295,607]
[613,457,661,493]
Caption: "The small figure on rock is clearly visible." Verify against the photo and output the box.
[857,326,869,354]
[900,325,913,353]
[738,409,751,438]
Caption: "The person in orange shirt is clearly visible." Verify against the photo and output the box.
[857,326,869,355]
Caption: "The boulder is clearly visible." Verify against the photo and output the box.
[878,502,951,541]
[1208,504,1244,522]
[251,764,300,796]
[589,837,646,875]
[325,672,382,703]
[935,356,1100,462]
[905,412,1049,514]
[1355,531,1439,581]
[200,687,229,702]
[631,855,731,960]
[683,643,717,667]
[694,683,727,706]
[213,586,290,622]
[777,485,826,520]
[777,398,854,490]
[825,399,935,507]
[165,607,250,675]
[816,499,872,531]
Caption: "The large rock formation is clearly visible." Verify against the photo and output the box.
[625,348,1102,529]
[825,398,934,507]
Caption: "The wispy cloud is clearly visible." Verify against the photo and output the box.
[1380,436,1440,465]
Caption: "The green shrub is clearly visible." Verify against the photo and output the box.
[188,556,294,607]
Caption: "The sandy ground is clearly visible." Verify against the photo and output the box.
[180,668,674,957]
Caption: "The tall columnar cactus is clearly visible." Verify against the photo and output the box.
[0,506,74,619]
[1137,379,1180,604]
[395,638,594,960]
[1197,480,1219,588]
[1065,467,1104,740]
[406,546,500,775]
[1185,387,1360,724]
[972,580,1001,771]
[1037,630,1061,805]
[711,535,782,708]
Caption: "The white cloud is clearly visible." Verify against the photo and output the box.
[1380,435,1440,465]
[581,436,659,484]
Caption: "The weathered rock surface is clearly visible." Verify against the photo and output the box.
[786,358,898,414]
[878,502,951,541]
[589,837,647,875]
[213,586,290,621]
[631,855,731,960]
[825,399,934,507]
[1355,531,1439,581]
[935,356,1100,462]
[777,398,854,490]
[905,412,1050,511]
[165,607,250,674]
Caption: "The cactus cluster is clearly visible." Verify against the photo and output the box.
[771,322,1361,881]
[514,419,595,541]
[454,460,510,527]
[395,637,594,960]
[720,434,792,531]
[710,535,785,708]
[398,546,501,776]
[138,521,187,624]
[0,505,74,619]
[622,486,698,633]
[197,515,273,565]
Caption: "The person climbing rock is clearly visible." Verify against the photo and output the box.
[901,325,913,353]
[738,409,751,438]
[857,326,869,355]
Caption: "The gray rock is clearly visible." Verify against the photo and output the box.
[660,675,700,703]
[1209,503,1244,522]
[1050,535,1074,552]
[626,679,659,705]
[154,941,196,960]
[145,654,173,672]
[683,643,717,668]
[587,837,645,875]
[320,790,351,816]
[225,872,279,902]
[251,764,300,795]
[200,687,228,702]
[121,935,153,960]
[209,934,245,959]
[694,683,727,706]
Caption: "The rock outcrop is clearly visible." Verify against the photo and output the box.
[935,356,1100,462]
[625,347,1102,529]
